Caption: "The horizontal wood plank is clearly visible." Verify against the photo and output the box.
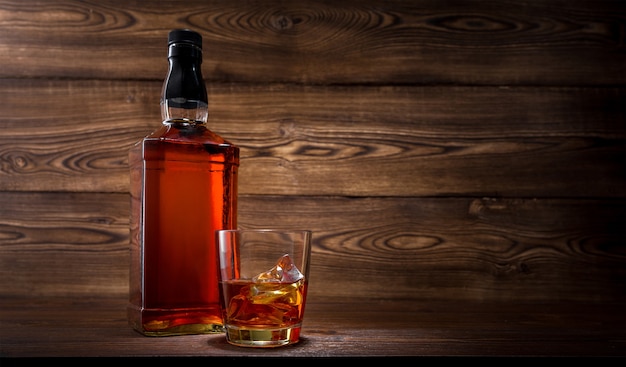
[1,79,624,197]
[0,0,623,85]
[1,192,623,303]
[1,297,624,357]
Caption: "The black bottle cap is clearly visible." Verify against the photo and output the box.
[168,29,202,49]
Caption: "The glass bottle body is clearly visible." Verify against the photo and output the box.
[128,122,239,336]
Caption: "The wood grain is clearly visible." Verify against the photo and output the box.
[1,192,623,304]
[0,0,624,358]
[1,79,624,196]
[1,297,624,357]
[0,0,623,84]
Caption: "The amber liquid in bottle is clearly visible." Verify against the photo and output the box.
[128,29,238,336]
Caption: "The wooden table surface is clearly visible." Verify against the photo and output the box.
[1,297,624,362]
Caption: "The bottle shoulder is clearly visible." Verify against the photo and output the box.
[144,123,237,146]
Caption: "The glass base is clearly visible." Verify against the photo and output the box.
[225,325,301,348]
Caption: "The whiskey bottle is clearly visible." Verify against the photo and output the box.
[128,29,239,336]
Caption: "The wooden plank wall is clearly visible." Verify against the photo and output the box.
[0,0,624,305]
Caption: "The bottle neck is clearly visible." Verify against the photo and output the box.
[160,44,208,125]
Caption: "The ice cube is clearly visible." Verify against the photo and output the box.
[252,254,304,283]
[228,288,300,325]
[249,280,304,305]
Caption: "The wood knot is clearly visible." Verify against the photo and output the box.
[1,152,32,173]
[273,14,294,31]
[13,155,28,169]
[278,16,291,29]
